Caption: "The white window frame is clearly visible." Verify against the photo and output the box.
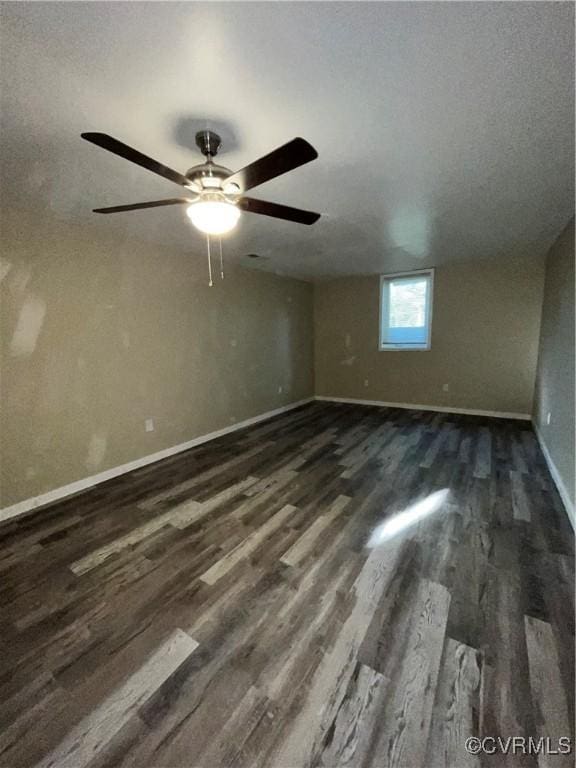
[379,268,434,351]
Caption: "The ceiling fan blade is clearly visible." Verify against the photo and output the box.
[81,133,194,189]
[93,198,191,214]
[239,196,320,225]
[227,138,318,192]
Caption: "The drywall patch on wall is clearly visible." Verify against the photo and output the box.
[85,431,108,472]
[340,333,357,365]
[0,258,12,283]
[10,294,46,357]
[120,330,131,349]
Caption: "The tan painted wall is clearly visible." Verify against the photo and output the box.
[314,256,545,415]
[533,218,575,514]
[0,208,314,508]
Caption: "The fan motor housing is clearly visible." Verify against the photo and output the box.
[189,130,241,193]
[185,162,231,182]
[185,162,239,197]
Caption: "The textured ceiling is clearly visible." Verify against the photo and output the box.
[1,1,574,280]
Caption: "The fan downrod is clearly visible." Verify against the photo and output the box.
[195,130,222,158]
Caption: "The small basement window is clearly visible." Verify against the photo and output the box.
[379,269,434,350]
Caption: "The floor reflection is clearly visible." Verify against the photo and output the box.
[367,488,450,547]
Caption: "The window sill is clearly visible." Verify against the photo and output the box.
[379,345,431,352]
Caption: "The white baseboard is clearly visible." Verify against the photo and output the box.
[532,423,575,530]
[315,395,531,421]
[0,398,314,524]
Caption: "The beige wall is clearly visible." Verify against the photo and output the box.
[533,218,575,517]
[0,208,314,508]
[1,204,559,513]
[314,256,545,415]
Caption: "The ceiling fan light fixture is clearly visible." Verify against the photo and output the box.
[186,199,240,235]
[81,132,320,228]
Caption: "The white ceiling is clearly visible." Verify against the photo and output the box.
[1,1,574,280]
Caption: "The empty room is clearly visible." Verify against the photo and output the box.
[0,2,574,767]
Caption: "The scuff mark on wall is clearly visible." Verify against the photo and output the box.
[85,431,108,472]
[10,295,47,357]
[340,356,357,366]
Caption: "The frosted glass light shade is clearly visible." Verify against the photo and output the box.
[186,201,240,235]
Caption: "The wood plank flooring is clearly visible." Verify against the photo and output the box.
[0,402,573,768]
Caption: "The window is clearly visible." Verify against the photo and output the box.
[379,269,434,350]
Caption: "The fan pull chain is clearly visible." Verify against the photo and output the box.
[218,237,224,280]
[206,234,213,287]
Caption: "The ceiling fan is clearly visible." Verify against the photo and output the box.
[81,130,321,236]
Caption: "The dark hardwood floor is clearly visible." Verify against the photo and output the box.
[0,402,574,768]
